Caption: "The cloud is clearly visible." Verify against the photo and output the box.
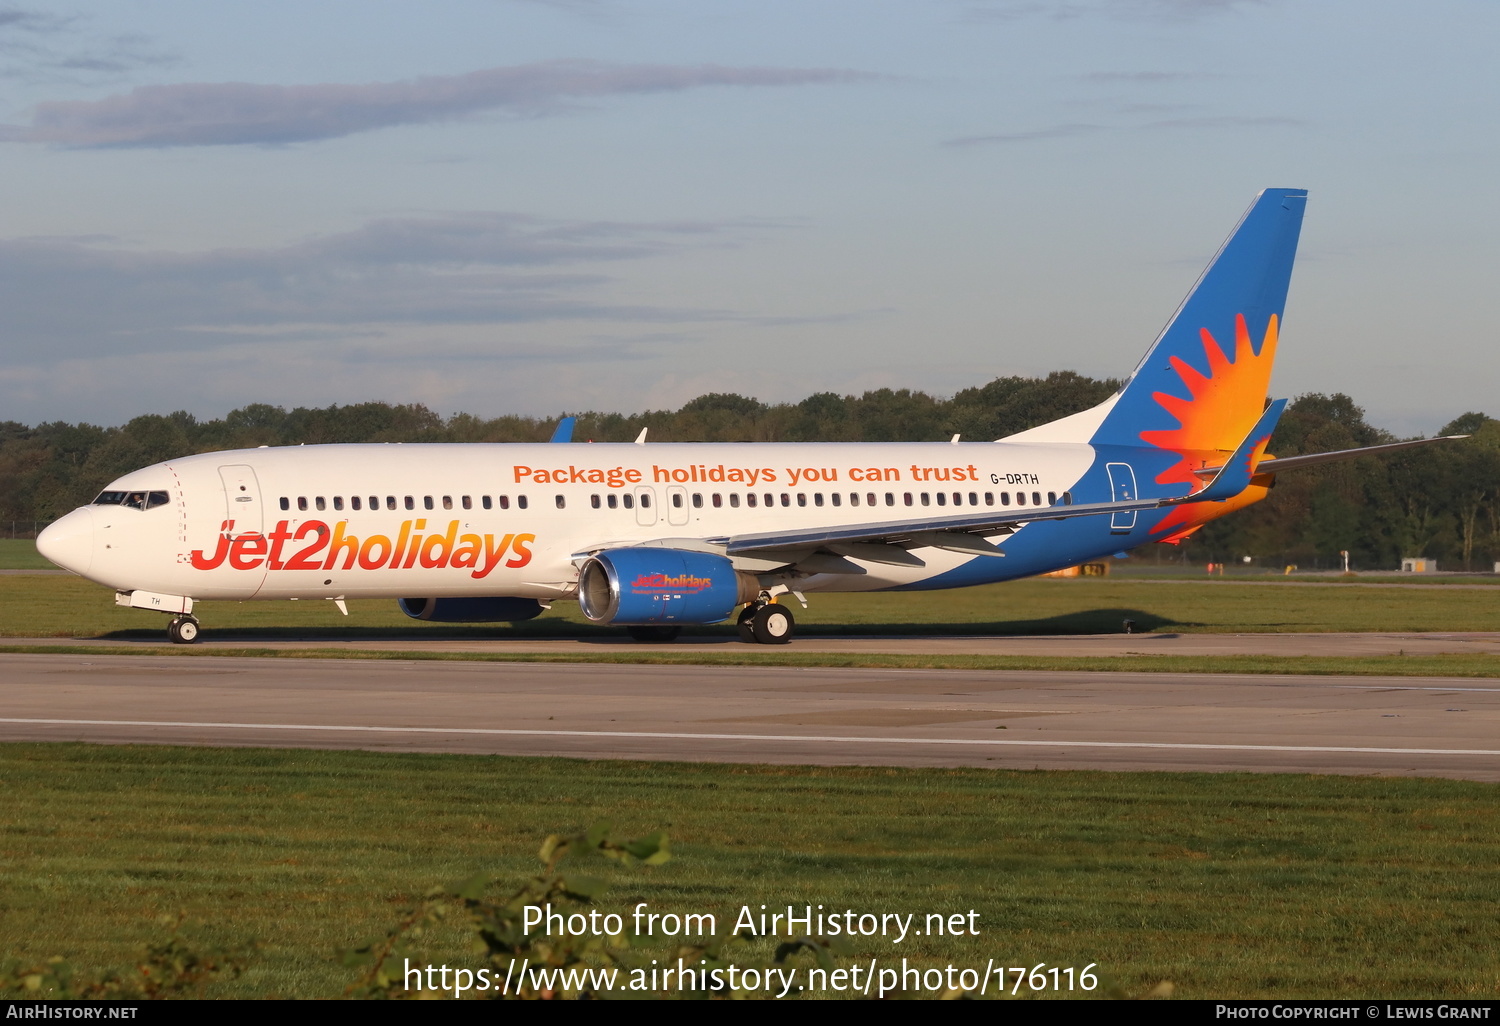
[1141,115,1302,130]
[1,60,870,147]
[0,6,175,83]
[944,113,1299,147]
[1081,71,1217,84]
[943,123,1105,146]
[958,0,1264,22]
[0,213,783,362]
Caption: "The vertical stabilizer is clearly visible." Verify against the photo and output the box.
[1089,188,1307,452]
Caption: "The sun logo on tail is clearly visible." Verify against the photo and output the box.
[1141,312,1279,540]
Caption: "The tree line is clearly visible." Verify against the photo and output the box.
[2,371,1496,571]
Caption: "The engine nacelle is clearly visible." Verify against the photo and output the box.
[398,597,546,622]
[578,548,758,626]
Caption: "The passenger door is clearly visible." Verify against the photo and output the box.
[1105,463,1137,534]
[634,486,658,527]
[666,486,688,526]
[218,465,263,536]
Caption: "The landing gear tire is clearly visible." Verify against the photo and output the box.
[737,605,758,644]
[167,616,200,645]
[626,625,681,643]
[750,603,794,645]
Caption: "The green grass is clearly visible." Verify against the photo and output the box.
[3,642,1499,679]
[7,574,1500,641]
[1,744,1496,999]
[0,539,51,570]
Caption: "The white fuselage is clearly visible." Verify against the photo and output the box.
[43,440,1104,604]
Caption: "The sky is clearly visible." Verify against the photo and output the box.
[2,0,1497,437]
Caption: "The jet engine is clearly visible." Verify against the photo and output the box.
[398,597,547,622]
[577,548,759,626]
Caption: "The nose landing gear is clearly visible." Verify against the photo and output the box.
[166,615,200,644]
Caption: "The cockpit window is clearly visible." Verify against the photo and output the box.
[93,489,170,510]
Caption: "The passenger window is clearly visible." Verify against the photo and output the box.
[969,492,978,506]
[780,493,790,507]
[555,495,565,509]
[849,493,859,506]
[712,493,722,508]
[298,497,308,511]
[608,494,619,509]
[921,493,930,506]
[387,496,397,510]
[814,493,824,507]
[462,496,472,510]
[797,493,807,507]
[692,493,703,508]
[333,496,344,511]
[868,493,878,506]
[623,494,634,509]
[423,496,434,510]
[904,492,913,506]
[518,495,528,510]
[279,497,289,511]
[1033,491,1042,506]
[1047,492,1056,505]
[1015,492,1025,505]
[935,493,945,506]
[640,494,651,508]
[671,493,682,508]
[729,493,740,508]
[984,492,994,506]
[368,496,377,510]
[498,496,510,509]
[886,493,895,506]
[1001,492,1011,506]
[1063,491,1073,505]
[953,492,961,505]
[315,497,326,511]
[481,496,492,510]
[590,494,601,509]
[404,496,414,510]
[443,496,453,510]
[830,493,841,507]
[352,496,362,511]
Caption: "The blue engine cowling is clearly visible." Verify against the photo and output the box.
[398,597,546,622]
[578,548,754,625]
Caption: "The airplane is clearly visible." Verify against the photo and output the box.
[36,188,1462,645]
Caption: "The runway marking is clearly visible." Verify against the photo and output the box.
[2,717,1497,758]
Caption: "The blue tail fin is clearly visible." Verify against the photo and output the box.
[1089,188,1307,452]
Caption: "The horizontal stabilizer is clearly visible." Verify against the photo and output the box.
[1247,435,1469,475]
[1173,398,1285,504]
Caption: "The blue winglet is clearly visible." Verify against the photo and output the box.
[549,417,576,443]
[1184,398,1287,503]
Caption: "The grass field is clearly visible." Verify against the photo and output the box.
[0,539,51,570]
[6,571,1500,641]
[2,743,1496,999]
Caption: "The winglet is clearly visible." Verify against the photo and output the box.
[549,417,576,443]
[1176,398,1287,504]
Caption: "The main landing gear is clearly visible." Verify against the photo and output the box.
[738,602,794,645]
[166,615,200,645]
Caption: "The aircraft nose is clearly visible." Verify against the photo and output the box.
[37,507,94,575]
